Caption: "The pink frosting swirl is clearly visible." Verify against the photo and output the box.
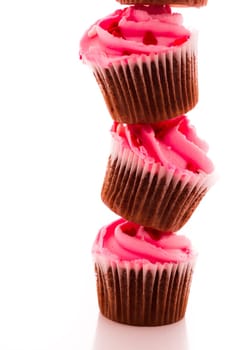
[92,219,195,264]
[112,115,214,174]
[80,5,191,66]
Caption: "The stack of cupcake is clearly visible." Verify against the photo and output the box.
[80,0,215,326]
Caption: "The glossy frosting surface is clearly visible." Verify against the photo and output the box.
[80,5,191,66]
[93,219,195,264]
[112,115,214,174]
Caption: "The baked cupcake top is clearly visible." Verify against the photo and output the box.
[80,5,192,67]
[93,218,196,265]
[112,115,214,175]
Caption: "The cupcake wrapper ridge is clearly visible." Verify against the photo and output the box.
[101,138,215,232]
[94,255,196,326]
[116,0,207,7]
[93,32,198,124]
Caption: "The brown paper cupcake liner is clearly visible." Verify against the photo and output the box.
[101,139,214,232]
[94,256,195,326]
[93,32,198,124]
[116,0,207,7]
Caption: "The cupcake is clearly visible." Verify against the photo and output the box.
[116,0,207,7]
[93,218,197,326]
[80,5,198,124]
[101,115,215,232]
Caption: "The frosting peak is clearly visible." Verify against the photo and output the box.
[93,219,195,264]
[112,115,214,174]
[80,5,191,66]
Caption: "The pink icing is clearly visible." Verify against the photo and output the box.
[113,115,214,174]
[80,5,191,66]
[92,218,195,264]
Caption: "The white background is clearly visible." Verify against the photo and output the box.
[0,1,231,349]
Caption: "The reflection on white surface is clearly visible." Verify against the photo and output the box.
[93,314,189,350]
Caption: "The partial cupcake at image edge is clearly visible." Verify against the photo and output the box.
[80,5,198,124]
[93,218,197,326]
[115,0,207,7]
[101,115,215,232]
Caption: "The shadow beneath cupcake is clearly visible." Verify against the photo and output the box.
[92,313,189,350]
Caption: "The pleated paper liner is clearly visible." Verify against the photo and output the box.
[101,138,215,232]
[93,32,198,124]
[115,0,207,7]
[94,256,196,326]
